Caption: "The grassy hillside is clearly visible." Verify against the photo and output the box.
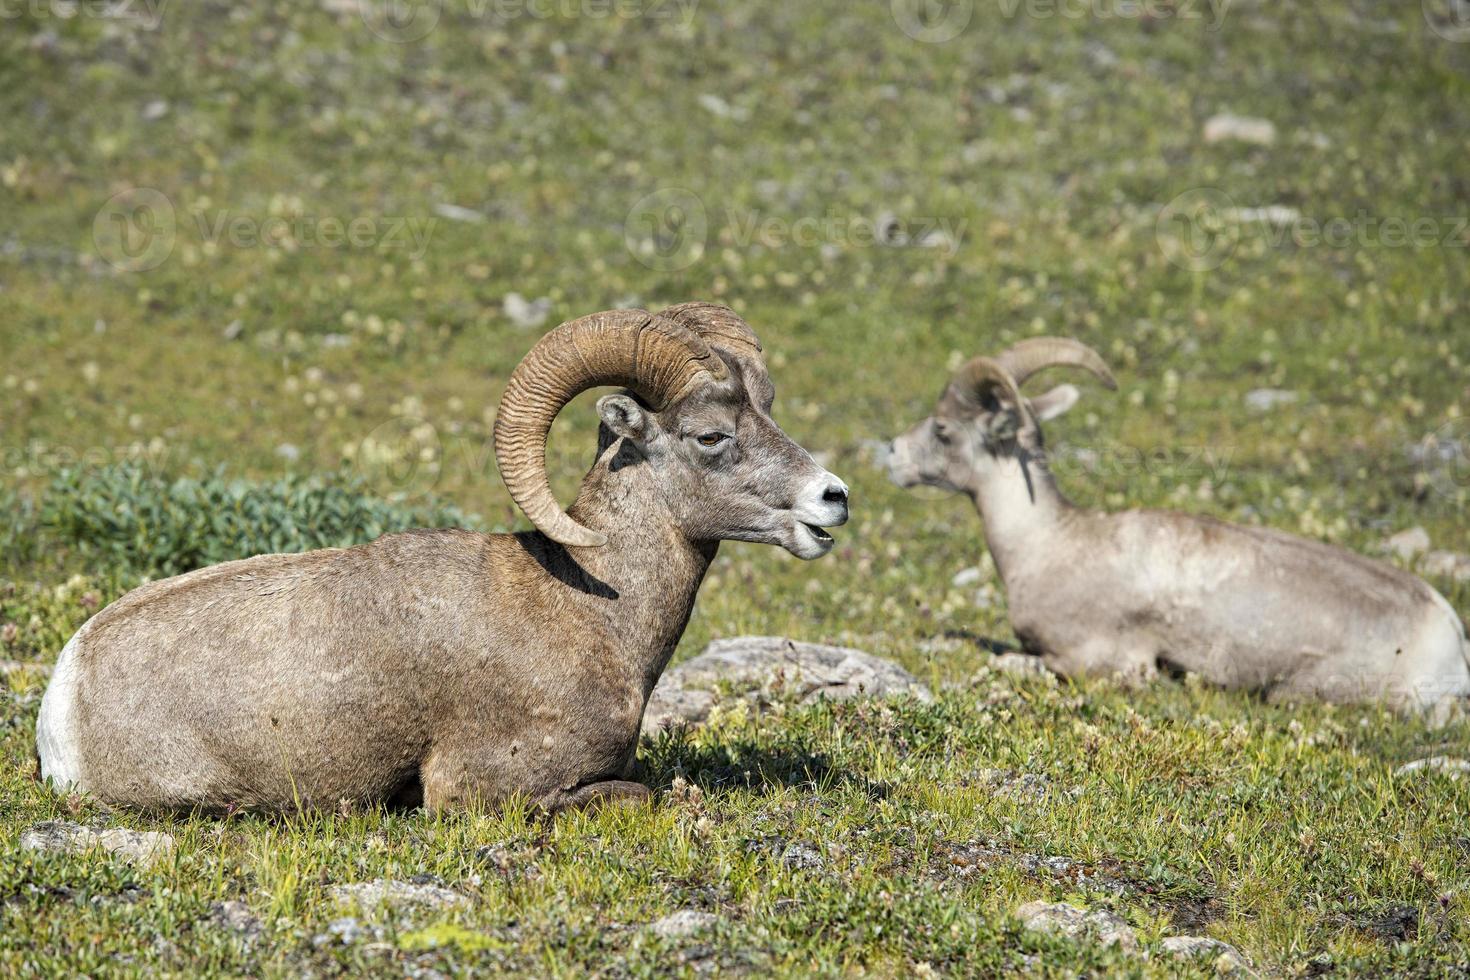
[2,1,1468,974]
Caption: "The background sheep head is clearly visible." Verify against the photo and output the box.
[887,338,1118,496]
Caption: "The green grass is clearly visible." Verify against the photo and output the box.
[2,0,1469,974]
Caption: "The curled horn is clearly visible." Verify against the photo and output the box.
[493,309,725,548]
[995,337,1118,390]
[657,302,764,362]
[951,356,1026,412]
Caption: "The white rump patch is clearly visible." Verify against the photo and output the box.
[1426,585,1470,669]
[36,623,89,790]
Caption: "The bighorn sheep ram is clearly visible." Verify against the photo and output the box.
[887,338,1469,717]
[36,304,849,812]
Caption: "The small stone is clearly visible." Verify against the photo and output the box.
[275,443,301,463]
[1421,551,1470,584]
[780,842,824,871]
[1203,113,1277,147]
[649,909,717,939]
[142,99,169,121]
[329,878,468,910]
[1161,936,1250,971]
[1243,388,1298,413]
[1016,901,1137,951]
[221,319,244,340]
[952,567,984,588]
[970,769,1073,802]
[21,821,174,867]
[432,202,485,224]
[95,828,175,867]
[209,900,263,941]
[696,94,748,120]
[502,293,552,331]
[1382,527,1432,561]
[312,917,376,947]
[991,653,1051,679]
[1227,205,1301,226]
[1394,756,1470,779]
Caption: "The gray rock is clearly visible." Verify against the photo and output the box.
[744,835,825,872]
[502,292,552,331]
[970,769,1079,802]
[330,878,468,910]
[951,566,984,588]
[1161,936,1250,970]
[1382,526,1432,561]
[649,909,718,939]
[21,821,174,867]
[312,917,378,947]
[209,900,263,940]
[95,828,176,867]
[643,636,931,735]
[1421,551,1470,583]
[1243,388,1299,413]
[696,93,748,121]
[1203,113,1277,147]
[1227,205,1300,226]
[991,653,1052,679]
[1394,756,1470,779]
[779,842,825,871]
[1015,901,1137,951]
[432,202,485,224]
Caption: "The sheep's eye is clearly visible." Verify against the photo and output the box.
[696,432,728,448]
[933,422,953,445]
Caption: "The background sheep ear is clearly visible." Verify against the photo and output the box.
[596,394,651,444]
[1028,384,1081,422]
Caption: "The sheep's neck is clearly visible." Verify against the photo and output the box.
[563,451,715,690]
[966,448,1071,583]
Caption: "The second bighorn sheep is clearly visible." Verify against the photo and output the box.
[36,304,849,812]
[888,338,1469,717]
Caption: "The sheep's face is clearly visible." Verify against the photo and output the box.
[596,357,848,560]
[887,384,1081,495]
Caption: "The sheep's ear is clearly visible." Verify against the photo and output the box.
[596,394,652,443]
[1028,384,1080,422]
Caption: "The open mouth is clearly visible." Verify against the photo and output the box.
[801,523,834,544]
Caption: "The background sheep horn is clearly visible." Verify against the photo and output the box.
[995,337,1118,390]
[952,356,1026,411]
[493,309,723,548]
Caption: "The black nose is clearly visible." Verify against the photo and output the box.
[823,485,848,505]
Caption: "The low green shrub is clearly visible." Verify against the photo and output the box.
[37,463,484,579]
